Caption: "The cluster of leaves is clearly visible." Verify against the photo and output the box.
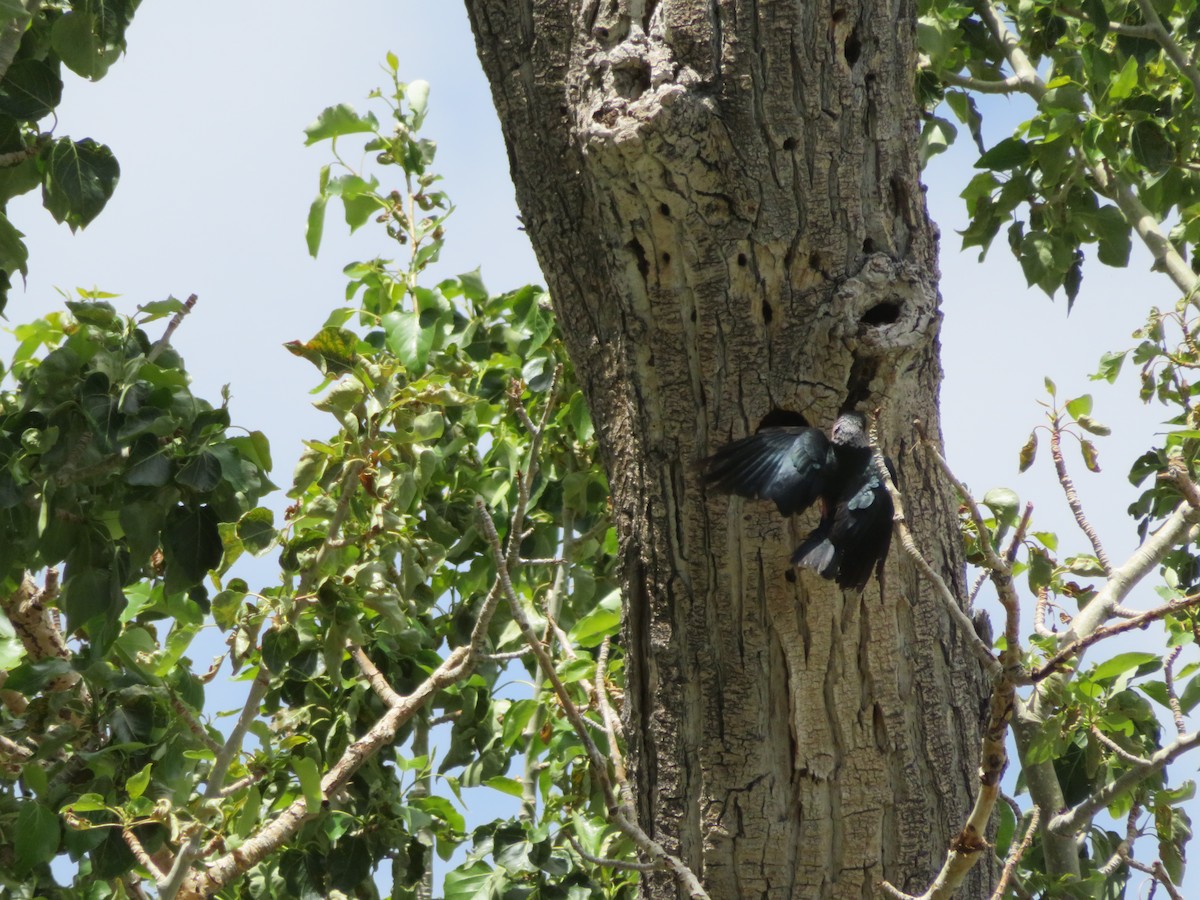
[915,0,1200,307]
[0,1,138,312]
[0,65,632,898]
[0,293,275,891]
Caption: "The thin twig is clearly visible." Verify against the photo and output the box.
[1164,646,1188,735]
[990,807,1040,900]
[148,295,198,364]
[1049,421,1112,575]
[123,826,166,882]
[866,416,1001,678]
[568,834,658,872]
[168,692,222,755]
[1033,587,1056,638]
[1133,0,1200,102]
[1090,724,1151,766]
[1031,594,1200,681]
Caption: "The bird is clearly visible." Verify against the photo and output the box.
[700,411,894,591]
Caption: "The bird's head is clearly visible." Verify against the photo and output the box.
[830,411,869,448]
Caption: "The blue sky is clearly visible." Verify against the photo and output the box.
[10,1,1194,894]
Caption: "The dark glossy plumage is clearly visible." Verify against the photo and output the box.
[701,412,894,591]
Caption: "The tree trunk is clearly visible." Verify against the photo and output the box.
[465,1,992,896]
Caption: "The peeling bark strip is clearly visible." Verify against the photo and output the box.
[465,1,993,895]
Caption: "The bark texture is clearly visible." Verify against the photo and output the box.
[465,1,992,896]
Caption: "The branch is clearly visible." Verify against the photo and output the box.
[176,645,477,899]
[1090,724,1151,767]
[1164,645,1187,736]
[160,667,271,899]
[1048,730,1200,836]
[123,826,166,882]
[990,808,1039,900]
[1031,594,1200,681]
[867,417,1001,678]
[1050,423,1112,575]
[568,834,658,872]
[147,295,198,364]
[168,691,222,755]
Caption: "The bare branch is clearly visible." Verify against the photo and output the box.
[990,807,1040,900]
[351,644,404,708]
[1031,594,1200,681]
[1164,646,1188,735]
[1090,724,1151,767]
[123,826,166,882]
[1033,587,1056,638]
[148,294,198,364]
[866,416,1001,678]
[1049,730,1200,836]
[568,834,658,872]
[168,692,222,755]
[1050,424,1112,574]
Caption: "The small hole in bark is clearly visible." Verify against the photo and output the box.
[662,251,671,264]
[613,60,651,100]
[862,237,875,253]
[595,26,609,39]
[690,308,696,322]
[784,569,797,583]
[832,9,846,22]
[659,202,671,217]
[844,27,862,66]
[762,300,773,324]
[862,301,901,326]
[808,251,823,270]
[737,253,748,267]
[783,136,797,150]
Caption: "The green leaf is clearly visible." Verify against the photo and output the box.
[293,756,322,815]
[444,862,506,900]
[163,505,223,585]
[0,209,27,282]
[303,104,379,145]
[176,451,223,492]
[1080,438,1101,473]
[407,79,431,129]
[975,137,1030,171]
[14,801,60,873]
[1091,652,1159,681]
[1092,351,1125,383]
[52,12,120,80]
[0,59,62,120]
[305,194,326,257]
[1131,121,1173,174]
[383,309,434,374]
[1076,415,1111,436]
[236,507,276,554]
[1109,56,1139,100]
[0,610,22,669]
[568,589,621,648]
[41,138,120,231]
[1065,395,1092,419]
[125,762,152,799]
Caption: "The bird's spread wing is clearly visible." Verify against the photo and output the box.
[701,426,835,517]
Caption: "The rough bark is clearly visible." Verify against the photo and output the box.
[465,1,992,896]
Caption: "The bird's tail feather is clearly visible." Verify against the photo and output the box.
[792,534,838,577]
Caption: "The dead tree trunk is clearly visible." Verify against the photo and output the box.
[465,1,992,896]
